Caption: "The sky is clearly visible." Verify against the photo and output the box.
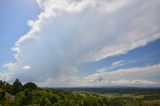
[0,0,160,87]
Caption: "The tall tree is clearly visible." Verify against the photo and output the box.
[10,79,23,94]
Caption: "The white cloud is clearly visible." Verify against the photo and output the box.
[2,0,160,86]
[81,64,160,86]
[3,63,18,71]
[27,20,35,27]
[111,60,125,66]
[112,80,157,86]
[100,0,131,13]
[0,73,14,81]
[22,65,31,70]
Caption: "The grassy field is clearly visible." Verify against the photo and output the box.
[98,92,160,106]
[71,91,160,106]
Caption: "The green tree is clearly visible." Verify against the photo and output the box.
[24,82,37,90]
[0,91,5,101]
[40,97,46,106]
[0,80,4,87]
[14,93,27,106]
[50,95,58,104]
[9,79,23,95]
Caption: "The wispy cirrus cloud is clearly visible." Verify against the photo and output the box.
[80,64,160,87]
[111,60,125,67]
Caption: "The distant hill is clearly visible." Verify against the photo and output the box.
[56,87,160,93]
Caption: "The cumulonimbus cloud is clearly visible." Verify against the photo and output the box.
[1,0,160,86]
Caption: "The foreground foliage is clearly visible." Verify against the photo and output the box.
[0,79,160,106]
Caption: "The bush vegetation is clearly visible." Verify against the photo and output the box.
[0,79,160,106]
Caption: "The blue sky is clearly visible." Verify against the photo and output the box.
[0,0,40,70]
[78,39,160,76]
[0,0,160,87]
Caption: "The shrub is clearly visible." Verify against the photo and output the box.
[24,82,37,90]
[0,91,5,101]
[9,79,23,95]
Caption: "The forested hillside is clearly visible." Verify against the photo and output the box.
[0,79,160,106]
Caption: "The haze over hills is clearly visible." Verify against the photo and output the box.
[56,87,160,93]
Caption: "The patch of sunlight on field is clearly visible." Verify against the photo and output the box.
[144,100,160,104]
